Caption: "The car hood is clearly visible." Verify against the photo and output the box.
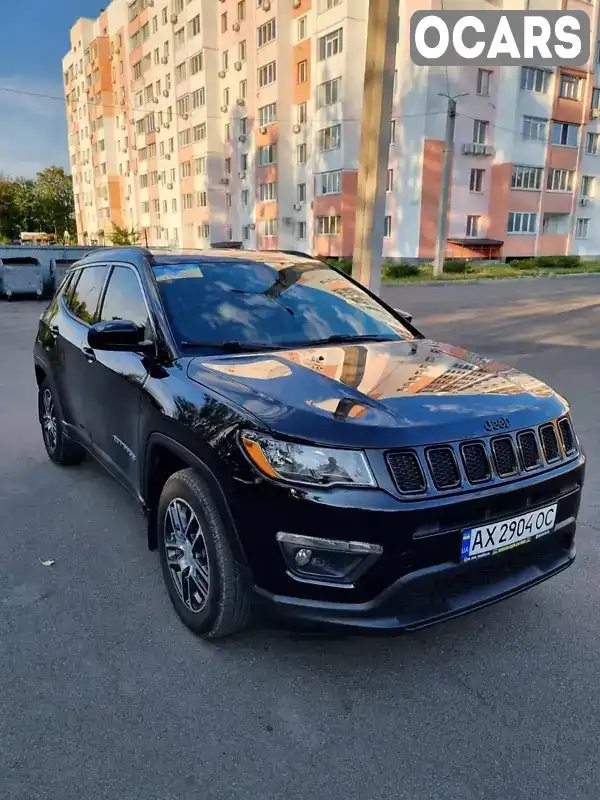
[187,339,568,448]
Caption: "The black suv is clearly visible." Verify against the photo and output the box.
[33,248,585,638]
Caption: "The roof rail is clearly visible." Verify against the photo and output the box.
[210,241,243,250]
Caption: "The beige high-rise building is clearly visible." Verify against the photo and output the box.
[63,0,600,261]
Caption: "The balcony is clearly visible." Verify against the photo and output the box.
[462,143,495,157]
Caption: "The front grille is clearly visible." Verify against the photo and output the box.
[540,423,560,462]
[461,442,491,483]
[517,430,541,470]
[426,447,461,490]
[386,415,578,497]
[491,437,519,477]
[558,418,576,455]
[387,451,426,494]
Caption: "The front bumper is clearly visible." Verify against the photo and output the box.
[253,519,576,633]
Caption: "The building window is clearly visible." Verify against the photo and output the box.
[552,122,579,147]
[297,143,307,164]
[466,215,480,237]
[318,124,341,151]
[259,219,277,237]
[316,170,341,195]
[259,103,276,127]
[191,87,205,108]
[175,62,187,83]
[193,123,206,141]
[511,165,542,190]
[523,115,547,142]
[469,168,484,192]
[225,158,232,174]
[238,1,246,21]
[195,157,206,174]
[507,211,537,234]
[189,14,201,37]
[575,218,589,238]
[240,117,248,135]
[547,168,574,192]
[390,119,396,144]
[476,69,492,96]
[180,161,192,178]
[386,169,394,192]
[239,40,247,61]
[221,12,228,33]
[197,191,207,207]
[297,16,307,41]
[178,128,191,147]
[521,67,551,93]
[384,216,392,237]
[586,132,600,154]
[559,74,580,100]
[183,193,193,210]
[199,223,210,239]
[320,0,342,9]
[174,27,185,51]
[318,27,343,60]
[243,225,250,241]
[242,189,249,206]
[592,88,600,111]
[172,199,177,212]
[317,77,341,107]
[297,221,306,240]
[297,183,306,202]
[222,50,229,71]
[297,102,307,124]
[257,19,276,47]
[316,215,341,235]
[241,153,248,170]
[223,87,230,106]
[226,193,232,209]
[190,52,203,75]
[258,144,276,165]
[258,61,276,87]
[472,119,487,144]
[297,60,308,83]
[581,175,595,197]
[239,79,247,98]
[257,182,277,202]
[176,94,189,115]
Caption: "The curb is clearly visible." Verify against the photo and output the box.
[383,272,600,287]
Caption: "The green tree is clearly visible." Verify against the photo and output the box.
[34,166,76,237]
[108,222,140,246]
[0,177,19,240]
[12,178,38,232]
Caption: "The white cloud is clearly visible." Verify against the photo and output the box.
[0,74,70,177]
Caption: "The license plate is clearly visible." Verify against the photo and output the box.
[460,503,557,562]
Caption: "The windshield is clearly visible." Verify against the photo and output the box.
[153,259,414,350]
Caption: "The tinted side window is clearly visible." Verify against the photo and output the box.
[68,266,109,325]
[99,266,149,330]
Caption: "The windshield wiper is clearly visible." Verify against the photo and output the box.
[293,334,400,347]
[180,340,282,353]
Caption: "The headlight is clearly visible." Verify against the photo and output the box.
[240,431,376,488]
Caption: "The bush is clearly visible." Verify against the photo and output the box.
[510,259,537,271]
[384,262,420,279]
[336,258,353,276]
[533,255,580,269]
[442,260,474,274]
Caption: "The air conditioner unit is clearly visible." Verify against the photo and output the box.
[167,182,173,189]
[165,153,171,159]
[121,124,127,130]
[281,217,293,225]
[153,97,159,104]
[232,21,241,32]
[120,98,126,105]
[220,178,230,184]
[109,54,113,61]
[293,203,303,211]
[580,197,591,206]
[293,123,301,133]
[239,171,246,179]
[293,0,301,7]
[116,48,121,55]
[182,113,189,120]
[218,69,227,78]
[148,0,154,6]
[237,97,245,106]
[234,61,242,71]
[238,134,247,143]
[132,144,137,150]
[259,126,267,134]
[155,127,161,134]
[221,104,229,112]
[161,56,168,64]
[163,121,170,128]
[263,0,271,9]
[163,90,169,97]
[122,148,128,153]
[170,13,178,23]
[592,109,600,119]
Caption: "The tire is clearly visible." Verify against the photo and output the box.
[158,468,251,639]
[38,379,86,466]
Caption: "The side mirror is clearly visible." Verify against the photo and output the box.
[397,308,413,324]
[88,319,149,352]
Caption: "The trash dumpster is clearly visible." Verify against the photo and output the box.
[51,258,78,292]
[0,257,45,301]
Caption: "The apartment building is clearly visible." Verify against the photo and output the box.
[63,0,600,260]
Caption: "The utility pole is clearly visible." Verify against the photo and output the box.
[432,93,467,279]
[352,0,400,296]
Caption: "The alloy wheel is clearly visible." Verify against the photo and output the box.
[164,498,211,613]
[42,388,58,452]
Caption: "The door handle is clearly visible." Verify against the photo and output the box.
[82,347,97,363]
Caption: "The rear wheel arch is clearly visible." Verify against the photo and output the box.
[143,433,247,566]
[34,364,46,387]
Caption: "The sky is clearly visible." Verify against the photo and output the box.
[0,1,101,178]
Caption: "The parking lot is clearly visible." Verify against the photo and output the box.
[1,277,600,800]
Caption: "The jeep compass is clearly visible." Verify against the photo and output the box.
[33,248,585,638]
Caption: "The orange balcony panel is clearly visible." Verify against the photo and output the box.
[542,192,574,215]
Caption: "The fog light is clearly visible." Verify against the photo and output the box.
[276,532,383,585]
[294,548,313,567]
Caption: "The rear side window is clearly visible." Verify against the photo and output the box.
[67,266,109,325]
[99,266,149,330]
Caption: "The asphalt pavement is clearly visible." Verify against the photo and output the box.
[1,277,599,800]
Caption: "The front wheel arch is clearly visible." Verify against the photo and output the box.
[143,434,248,568]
